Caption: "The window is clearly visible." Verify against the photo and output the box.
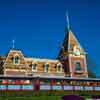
[76,62,81,71]
[44,64,49,72]
[32,64,37,71]
[57,65,62,72]
[13,56,19,64]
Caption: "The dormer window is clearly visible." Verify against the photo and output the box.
[57,64,62,72]
[13,56,19,64]
[44,64,49,72]
[32,64,37,71]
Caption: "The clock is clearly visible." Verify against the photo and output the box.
[73,46,80,56]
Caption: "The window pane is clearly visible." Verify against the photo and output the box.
[15,57,18,64]
[13,56,19,64]
[76,62,81,71]
[32,64,36,70]
[44,64,49,72]
[58,66,61,71]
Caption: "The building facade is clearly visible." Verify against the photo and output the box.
[0,27,88,78]
[58,30,88,78]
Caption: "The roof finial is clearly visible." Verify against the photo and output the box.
[12,39,15,49]
[66,11,70,31]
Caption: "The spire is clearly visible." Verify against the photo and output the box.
[58,11,71,59]
[12,39,15,49]
[58,12,85,59]
[65,11,70,32]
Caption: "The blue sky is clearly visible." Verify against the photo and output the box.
[0,0,100,77]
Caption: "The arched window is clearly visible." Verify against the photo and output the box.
[32,64,37,71]
[13,56,19,64]
[44,64,49,72]
[76,62,81,71]
[57,64,62,72]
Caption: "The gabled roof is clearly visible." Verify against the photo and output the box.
[3,49,29,68]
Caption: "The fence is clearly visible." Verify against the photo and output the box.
[0,75,100,96]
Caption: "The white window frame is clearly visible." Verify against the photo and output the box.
[13,54,20,65]
[32,63,37,72]
[44,64,49,72]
